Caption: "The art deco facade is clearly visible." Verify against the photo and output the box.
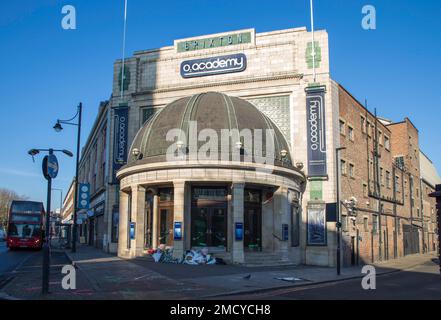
[71,26,439,267]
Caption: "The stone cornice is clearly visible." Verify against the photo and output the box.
[131,72,304,97]
[116,160,306,183]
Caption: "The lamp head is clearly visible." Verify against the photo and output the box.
[176,141,184,149]
[280,149,288,158]
[62,150,74,157]
[132,148,140,157]
[53,122,63,132]
[28,149,40,156]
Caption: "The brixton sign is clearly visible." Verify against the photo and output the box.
[180,54,247,78]
[177,32,252,53]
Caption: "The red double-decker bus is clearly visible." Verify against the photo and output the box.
[6,200,45,250]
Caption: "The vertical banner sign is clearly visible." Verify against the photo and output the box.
[305,86,327,177]
[77,183,90,210]
[113,107,129,182]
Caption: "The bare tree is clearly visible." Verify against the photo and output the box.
[0,188,29,230]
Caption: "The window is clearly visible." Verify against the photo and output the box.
[378,131,383,145]
[373,215,379,234]
[363,217,369,232]
[366,120,372,136]
[397,218,401,235]
[395,175,400,192]
[380,167,384,185]
[363,183,368,197]
[395,156,405,170]
[348,125,354,141]
[339,120,346,135]
[142,107,162,124]
[361,116,366,133]
[159,188,174,201]
[417,208,420,217]
[386,171,391,188]
[341,159,347,175]
[291,205,300,247]
[369,158,374,180]
[111,207,119,243]
[384,136,390,150]
[349,163,355,178]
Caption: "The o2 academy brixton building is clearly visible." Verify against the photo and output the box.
[75,27,440,267]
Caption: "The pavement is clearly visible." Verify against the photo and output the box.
[217,258,441,300]
[0,241,438,300]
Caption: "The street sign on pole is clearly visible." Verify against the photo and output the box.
[42,154,59,180]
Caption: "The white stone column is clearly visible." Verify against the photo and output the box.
[232,182,245,264]
[152,192,159,249]
[118,191,130,257]
[131,185,146,256]
[173,181,186,259]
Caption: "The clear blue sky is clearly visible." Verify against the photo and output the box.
[1,0,440,209]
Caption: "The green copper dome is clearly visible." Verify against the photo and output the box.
[127,92,293,168]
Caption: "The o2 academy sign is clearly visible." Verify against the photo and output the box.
[180,54,247,78]
[305,86,328,177]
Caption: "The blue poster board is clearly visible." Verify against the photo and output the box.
[130,222,136,240]
[174,222,182,240]
[307,205,327,245]
[282,224,289,241]
[235,223,243,241]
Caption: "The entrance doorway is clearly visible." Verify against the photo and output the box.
[144,192,154,248]
[244,189,262,251]
[157,188,174,247]
[350,236,356,266]
[191,207,227,248]
[88,218,94,246]
[190,187,228,249]
[158,208,173,246]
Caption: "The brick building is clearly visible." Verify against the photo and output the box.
[338,86,439,266]
[420,151,441,253]
[61,179,75,225]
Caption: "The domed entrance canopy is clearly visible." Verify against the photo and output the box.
[126,92,293,169]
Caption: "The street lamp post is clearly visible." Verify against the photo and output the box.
[54,103,82,253]
[336,146,346,276]
[28,148,73,294]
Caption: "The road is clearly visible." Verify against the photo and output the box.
[216,259,441,300]
[0,241,39,289]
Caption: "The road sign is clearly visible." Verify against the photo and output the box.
[76,218,83,225]
[77,183,90,209]
[42,154,59,180]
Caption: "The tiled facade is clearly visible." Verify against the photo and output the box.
[71,26,439,267]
